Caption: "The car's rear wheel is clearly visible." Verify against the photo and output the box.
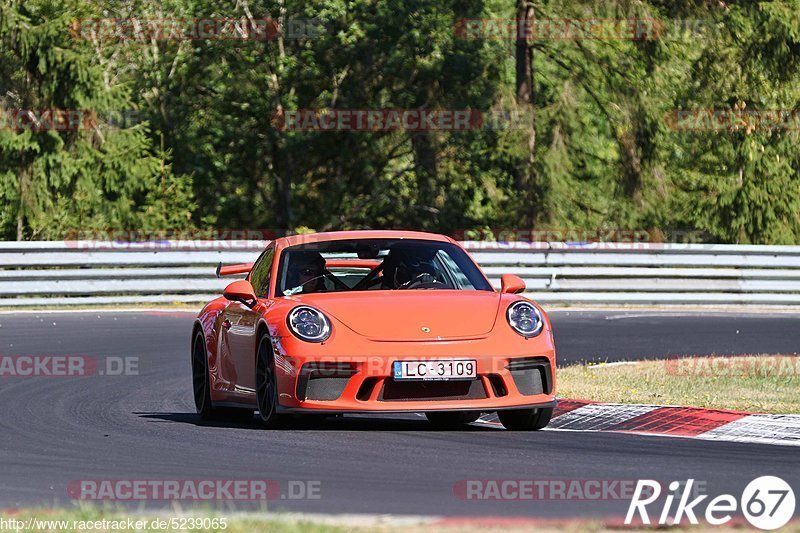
[192,331,215,419]
[497,407,553,431]
[255,334,281,428]
[425,411,481,428]
[193,331,253,422]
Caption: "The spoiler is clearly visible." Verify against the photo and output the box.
[216,262,254,278]
[215,259,380,278]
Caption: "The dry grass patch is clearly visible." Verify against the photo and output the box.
[558,355,800,413]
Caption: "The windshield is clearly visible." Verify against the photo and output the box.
[276,239,492,296]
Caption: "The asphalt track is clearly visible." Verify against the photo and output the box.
[0,310,798,519]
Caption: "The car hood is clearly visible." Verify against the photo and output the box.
[290,290,502,341]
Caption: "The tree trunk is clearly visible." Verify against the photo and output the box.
[274,154,294,234]
[16,166,30,240]
[515,0,537,228]
[411,131,440,228]
[16,205,23,241]
[515,1,534,107]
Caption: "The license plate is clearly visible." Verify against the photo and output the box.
[392,359,477,381]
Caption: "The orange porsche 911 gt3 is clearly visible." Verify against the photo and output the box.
[191,230,556,430]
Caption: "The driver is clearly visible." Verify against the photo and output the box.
[287,251,327,294]
[381,245,438,289]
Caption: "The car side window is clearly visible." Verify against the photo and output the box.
[249,247,275,298]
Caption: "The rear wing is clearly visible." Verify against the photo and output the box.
[215,262,254,278]
[215,258,380,278]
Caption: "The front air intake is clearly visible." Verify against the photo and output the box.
[379,379,487,402]
[506,357,552,395]
[296,362,356,401]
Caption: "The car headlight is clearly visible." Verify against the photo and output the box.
[288,306,331,342]
[506,301,543,338]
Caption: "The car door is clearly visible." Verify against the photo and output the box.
[221,245,275,398]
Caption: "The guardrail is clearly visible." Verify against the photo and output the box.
[1,240,800,307]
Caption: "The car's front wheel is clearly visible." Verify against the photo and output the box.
[497,407,553,431]
[425,411,481,428]
[255,334,281,428]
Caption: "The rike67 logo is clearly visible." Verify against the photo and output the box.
[626,476,796,530]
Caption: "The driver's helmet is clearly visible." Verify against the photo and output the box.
[286,251,326,290]
[382,246,437,288]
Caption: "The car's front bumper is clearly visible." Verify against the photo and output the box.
[272,334,557,413]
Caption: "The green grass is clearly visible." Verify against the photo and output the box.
[558,355,800,413]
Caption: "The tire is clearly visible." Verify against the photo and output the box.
[497,407,553,431]
[255,334,281,428]
[425,411,481,428]
[193,331,253,422]
[191,331,215,419]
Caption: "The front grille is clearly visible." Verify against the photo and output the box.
[507,357,552,395]
[379,379,487,402]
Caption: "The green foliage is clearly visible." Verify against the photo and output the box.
[1,0,799,243]
[0,0,194,239]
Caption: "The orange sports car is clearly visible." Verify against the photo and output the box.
[191,230,556,430]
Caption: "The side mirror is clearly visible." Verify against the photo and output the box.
[223,280,257,307]
[500,274,526,294]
